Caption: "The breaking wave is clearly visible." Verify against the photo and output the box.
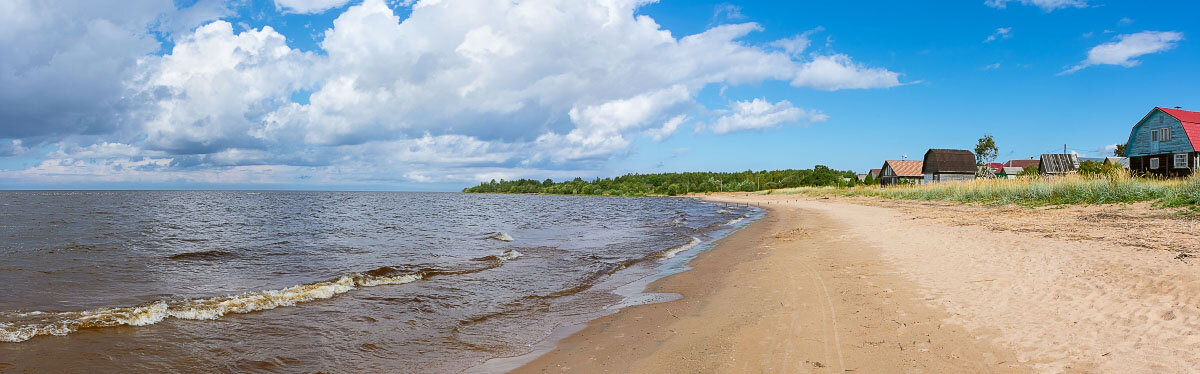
[659,236,702,259]
[0,253,525,343]
[484,232,514,242]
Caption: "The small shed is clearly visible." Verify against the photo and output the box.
[1104,157,1130,169]
[922,149,976,183]
[878,160,923,186]
[1039,154,1080,175]
[997,167,1025,179]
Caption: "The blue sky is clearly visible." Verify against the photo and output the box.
[1,0,1197,190]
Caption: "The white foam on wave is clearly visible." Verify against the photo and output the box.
[660,236,702,259]
[497,249,523,261]
[487,232,514,242]
[725,214,749,226]
[0,270,426,343]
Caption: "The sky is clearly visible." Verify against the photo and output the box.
[1,0,1198,191]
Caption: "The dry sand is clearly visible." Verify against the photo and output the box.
[512,194,1200,373]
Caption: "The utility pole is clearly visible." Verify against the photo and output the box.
[1064,144,1067,154]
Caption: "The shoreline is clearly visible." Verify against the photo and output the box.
[512,195,1028,373]
[513,193,1200,372]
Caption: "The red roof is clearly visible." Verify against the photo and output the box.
[1004,159,1039,168]
[1159,107,1200,151]
[869,168,881,177]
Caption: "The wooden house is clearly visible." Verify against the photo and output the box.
[878,160,923,185]
[1124,107,1200,177]
[1104,157,1130,169]
[1003,159,1040,173]
[1039,154,1080,175]
[997,167,1025,179]
[921,149,976,183]
[869,168,881,179]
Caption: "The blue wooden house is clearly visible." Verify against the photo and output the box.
[1125,107,1200,177]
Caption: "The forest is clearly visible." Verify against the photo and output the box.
[462,165,864,196]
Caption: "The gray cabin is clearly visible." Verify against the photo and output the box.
[1039,154,1080,175]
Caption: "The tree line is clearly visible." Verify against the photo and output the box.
[462,166,863,196]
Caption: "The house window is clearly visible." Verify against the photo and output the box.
[1152,129,1159,141]
[1175,153,1189,169]
[1150,158,1160,169]
[1162,128,1172,142]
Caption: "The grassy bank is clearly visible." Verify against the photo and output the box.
[766,174,1200,208]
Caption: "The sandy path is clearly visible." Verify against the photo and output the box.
[513,196,1029,373]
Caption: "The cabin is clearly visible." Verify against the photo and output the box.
[997,167,1025,179]
[1039,154,1080,175]
[1104,157,1130,169]
[1004,159,1040,173]
[878,160,923,185]
[1124,107,1200,177]
[922,149,976,183]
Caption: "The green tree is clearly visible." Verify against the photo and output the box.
[1114,143,1127,157]
[974,135,998,177]
[1019,164,1039,176]
[1078,160,1103,175]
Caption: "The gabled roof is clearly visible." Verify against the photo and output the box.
[869,168,881,177]
[1039,154,1080,174]
[1004,159,1039,168]
[1104,157,1130,168]
[1000,167,1024,175]
[1158,107,1200,151]
[922,149,976,174]
[882,160,924,177]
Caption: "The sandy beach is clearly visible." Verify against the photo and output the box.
[514,194,1200,373]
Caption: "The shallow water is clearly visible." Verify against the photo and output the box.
[0,191,757,372]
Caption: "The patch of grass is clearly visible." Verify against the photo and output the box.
[767,173,1200,207]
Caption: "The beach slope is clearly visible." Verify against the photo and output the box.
[515,195,1034,373]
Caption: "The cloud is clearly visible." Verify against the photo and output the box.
[984,0,1088,12]
[1117,17,1133,26]
[1,0,905,186]
[791,54,903,90]
[983,62,1002,70]
[709,98,827,134]
[0,0,225,142]
[710,3,746,25]
[274,0,355,14]
[1061,31,1183,74]
[984,27,1012,43]
[768,27,825,57]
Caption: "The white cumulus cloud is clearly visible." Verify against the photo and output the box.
[985,27,1012,43]
[274,0,354,14]
[709,99,827,135]
[0,0,906,185]
[1061,31,1183,74]
[984,0,1088,12]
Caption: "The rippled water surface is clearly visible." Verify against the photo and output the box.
[0,191,756,372]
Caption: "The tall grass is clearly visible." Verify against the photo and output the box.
[768,173,1200,207]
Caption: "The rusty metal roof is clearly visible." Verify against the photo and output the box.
[882,160,924,177]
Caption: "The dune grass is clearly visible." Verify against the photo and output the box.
[766,173,1200,208]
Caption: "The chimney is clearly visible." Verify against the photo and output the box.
[1176,106,1183,109]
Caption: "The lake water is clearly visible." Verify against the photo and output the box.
[0,191,758,372]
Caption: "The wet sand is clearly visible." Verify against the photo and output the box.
[515,194,1200,373]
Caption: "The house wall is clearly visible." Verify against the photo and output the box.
[1127,109,1194,157]
[927,173,974,182]
[1130,152,1200,177]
